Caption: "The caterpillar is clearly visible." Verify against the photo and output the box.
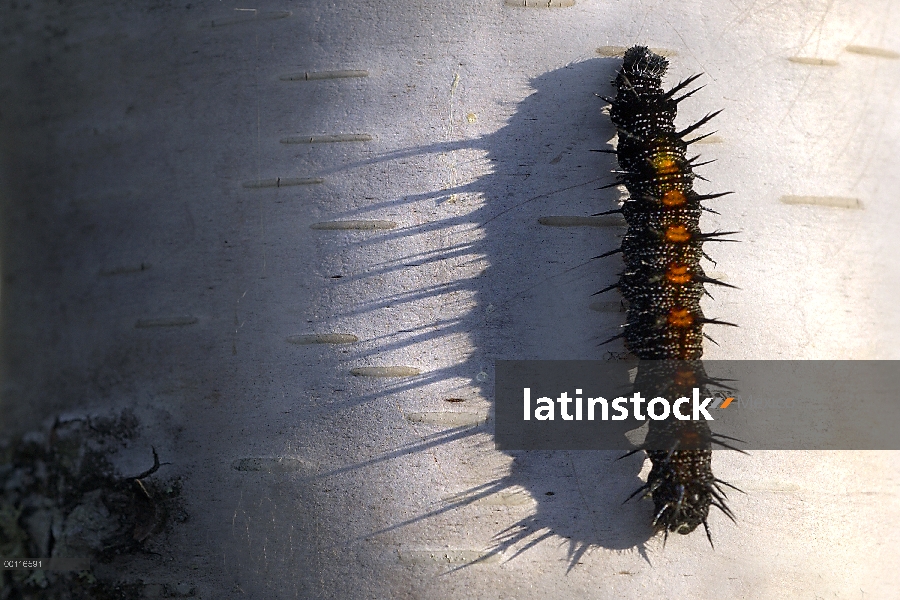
[598,46,741,546]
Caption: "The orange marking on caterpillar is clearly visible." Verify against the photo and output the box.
[674,368,697,387]
[668,307,694,328]
[661,189,686,207]
[666,263,692,284]
[653,155,681,175]
[664,225,691,243]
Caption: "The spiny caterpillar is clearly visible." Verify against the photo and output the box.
[597,46,742,546]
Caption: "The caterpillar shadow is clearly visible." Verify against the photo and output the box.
[319,57,663,564]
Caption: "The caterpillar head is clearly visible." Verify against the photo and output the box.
[650,479,712,537]
[644,448,736,547]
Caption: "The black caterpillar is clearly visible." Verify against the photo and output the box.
[598,46,741,546]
